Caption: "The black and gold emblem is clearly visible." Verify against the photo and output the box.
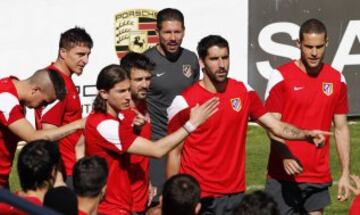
[115,9,159,59]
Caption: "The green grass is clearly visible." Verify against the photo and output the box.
[9,122,360,214]
[246,122,360,215]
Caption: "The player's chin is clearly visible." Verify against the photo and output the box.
[121,104,130,110]
[138,92,148,99]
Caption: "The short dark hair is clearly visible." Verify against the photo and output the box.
[59,26,93,50]
[157,8,185,30]
[73,156,108,198]
[162,174,200,215]
[17,140,60,192]
[29,68,66,101]
[93,64,129,113]
[120,52,155,78]
[233,190,280,215]
[299,18,327,41]
[47,69,66,101]
[197,35,229,60]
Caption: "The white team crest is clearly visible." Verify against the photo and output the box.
[183,64,192,78]
[231,98,242,112]
[322,82,333,96]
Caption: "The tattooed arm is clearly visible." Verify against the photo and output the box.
[257,112,328,145]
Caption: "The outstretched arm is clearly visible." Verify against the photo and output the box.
[8,118,84,142]
[126,97,219,158]
[258,112,329,146]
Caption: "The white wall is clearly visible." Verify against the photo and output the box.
[0,0,248,116]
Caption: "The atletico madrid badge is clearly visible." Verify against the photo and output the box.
[231,98,242,112]
[322,82,333,96]
[183,64,192,78]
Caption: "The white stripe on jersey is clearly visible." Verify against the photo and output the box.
[264,69,284,100]
[0,92,20,122]
[96,119,122,151]
[244,82,255,92]
[340,73,347,84]
[167,95,189,122]
[41,99,60,117]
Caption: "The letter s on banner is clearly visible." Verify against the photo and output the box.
[256,22,300,79]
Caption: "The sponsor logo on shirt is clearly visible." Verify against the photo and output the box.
[183,64,192,78]
[322,82,333,96]
[114,9,159,59]
[230,98,242,112]
[155,72,166,77]
[293,86,304,91]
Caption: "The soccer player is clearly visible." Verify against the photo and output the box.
[73,156,108,215]
[144,8,200,190]
[121,52,156,214]
[166,35,328,214]
[264,18,350,215]
[0,68,84,188]
[84,64,218,214]
[162,174,201,215]
[35,27,93,188]
[0,139,61,214]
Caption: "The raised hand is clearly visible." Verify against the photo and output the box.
[131,108,147,135]
[132,108,147,127]
[188,97,219,128]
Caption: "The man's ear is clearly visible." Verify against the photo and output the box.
[102,184,107,193]
[59,48,67,59]
[195,202,202,214]
[31,85,41,95]
[199,59,205,70]
[99,89,108,100]
[296,39,301,49]
[156,27,160,36]
[159,195,163,207]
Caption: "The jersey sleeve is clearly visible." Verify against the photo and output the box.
[167,95,190,133]
[334,75,349,114]
[249,91,267,120]
[37,99,65,126]
[96,118,137,154]
[264,69,285,113]
[168,108,190,133]
[0,92,25,126]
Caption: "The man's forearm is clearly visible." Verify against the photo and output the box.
[275,122,309,140]
[335,128,350,175]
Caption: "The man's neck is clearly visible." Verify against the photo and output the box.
[131,98,142,108]
[156,44,181,62]
[21,188,48,202]
[200,77,227,93]
[78,196,99,215]
[12,78,28,102]
[295,59,321,76]
[156,44,166,57]
[53,60,72,77]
